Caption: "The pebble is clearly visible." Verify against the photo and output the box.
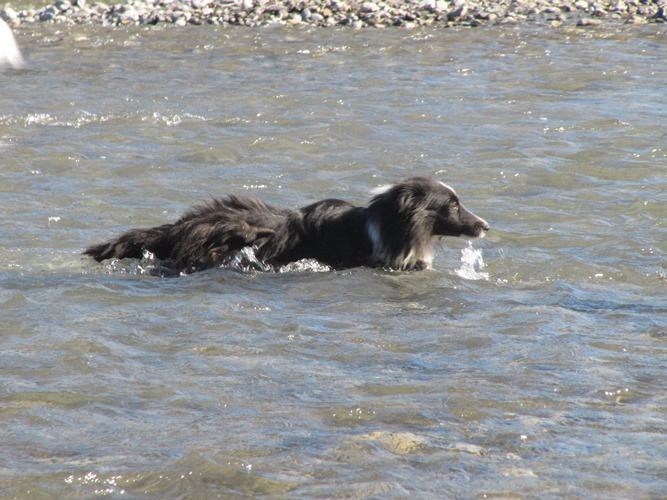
[1,0,665,28]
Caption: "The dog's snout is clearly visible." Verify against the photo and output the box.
[473,218,490,238]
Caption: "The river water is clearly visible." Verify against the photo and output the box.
[1,23,665,498]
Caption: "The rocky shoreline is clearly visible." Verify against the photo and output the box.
[2,0,667,28]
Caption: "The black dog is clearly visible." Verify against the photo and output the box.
[84,176,489,273]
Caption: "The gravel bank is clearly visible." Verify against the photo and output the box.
[2,0,667,28]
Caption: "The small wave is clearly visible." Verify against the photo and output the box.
[278,259,331,273]
[150,112,208,127]
[0,110,208,129]
[454,241,489,281]
[224,246,273,273]
[96,246,332,277]
[0,111,107,129]
[100,249,178,277]
[24,113,56,126]
[224,247,331,274]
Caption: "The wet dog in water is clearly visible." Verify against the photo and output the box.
[84,176,489,273]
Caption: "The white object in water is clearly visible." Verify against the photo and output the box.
[0,18,25,69]
[455,241,489,281]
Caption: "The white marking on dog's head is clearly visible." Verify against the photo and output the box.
[370,183,395,196]
[438,181,458,197]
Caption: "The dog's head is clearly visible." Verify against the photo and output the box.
[367,177,489,270]
[429,180,490,238]
[370,176,489,238]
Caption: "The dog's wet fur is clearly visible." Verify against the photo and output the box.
[84,176,489,273]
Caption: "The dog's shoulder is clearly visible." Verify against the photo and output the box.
[298,197,367,233]
[299,198,360,220]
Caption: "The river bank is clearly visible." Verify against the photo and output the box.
[2,0,667,28]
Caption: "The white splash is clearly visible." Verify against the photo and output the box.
[455,241,489,281]
[141,249,156,261]
[225,246,272,273]
[278,259,331,273]
[0,18,25,70]
[135,249,158,275]
[225,247,331,273]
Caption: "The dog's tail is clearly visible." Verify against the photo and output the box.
[83,224,172,262]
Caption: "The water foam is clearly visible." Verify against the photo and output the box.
[225,247,331,274]
[278,259,331,273]
[225,246,273,273]
[97,246,331,276]
[454,241,489,281]
[0,110,208,129]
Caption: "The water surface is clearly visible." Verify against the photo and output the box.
[1,23,666,497]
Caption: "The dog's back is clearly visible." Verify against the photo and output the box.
[84,196,293,271]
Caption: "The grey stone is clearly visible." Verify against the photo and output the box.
[55,0,71,12]
[39,10,56,22]
[360,2,380,13]
[577,16,602,25]
[11,0,667,28]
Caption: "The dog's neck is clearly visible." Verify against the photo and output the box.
[366,218,434,271]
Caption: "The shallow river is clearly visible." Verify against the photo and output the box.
[1,23,666,498]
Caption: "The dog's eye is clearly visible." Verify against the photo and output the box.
[451,201,460,213]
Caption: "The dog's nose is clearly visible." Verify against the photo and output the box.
[475,217,491,236]
[475,219,490,236]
